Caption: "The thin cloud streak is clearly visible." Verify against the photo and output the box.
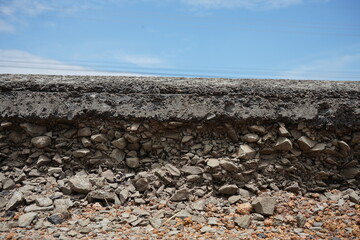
[0,49,146,76]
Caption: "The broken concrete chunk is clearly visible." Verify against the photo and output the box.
[252,197,276,216]
[31,136,51,148]
[274,137,292,151]
[297,136,316,151]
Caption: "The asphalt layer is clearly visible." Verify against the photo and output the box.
[0,74,359,128]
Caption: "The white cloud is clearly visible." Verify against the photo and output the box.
[182,0,303,10]
[0,49,145,76]
[0,20,15,32]
[280,54,360,81]
[117,54,165,67]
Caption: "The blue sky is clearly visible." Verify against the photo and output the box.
[0,0,359,80]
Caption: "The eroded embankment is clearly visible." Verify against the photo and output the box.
[0,74,359,239]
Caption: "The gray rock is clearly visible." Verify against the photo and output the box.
[134,178,149,192]
[297,136,316,151]
[192,199,206,211]
[20,123,47,137]
[36,155,51,167]
[234,215,252,228]
[208,217,219,225]
[69,176,92,194]
[349,191,360,204]
[181,135,193,143]
[285,182,300,193]
[219,160,238,172]
[31,136,51,148]
[87,190,116,202]
[5,191,23,211]
[297,214,306,227]
[228,195,242,204]
[72,149,90,158]
[219,184,239,195]
[35,197,53,207]
[90,134,108,143]
[111,137,127,149]
[239,188,254,198]
[243,134,259,143]
[207,158,220,168]
[2,178,15,190]
[149,218,162,228]
[341,168,360,179]
[200,225,217,233]
[124,133,140,143]
[274,137,292,151]
[175,209,191,219]
[236,144,256,159]
[101,169,115,182]
[249,125,267,135]
[170,188,190,201]
[18,212,37,227]
[181,166,203,175]
[252,197,276,216]
[48,167,63,175]
[24,204,54,212]
[165,164,181,177]
[126,158,140,168]
[47,214,64,224]
[110,149,125,163]
[78,127,91,137]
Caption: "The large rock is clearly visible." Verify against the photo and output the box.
[170,188,190,201]
[181,166,203,175]
[219,184,239,195]
[20,123,47,137]
[219,160,238,172]
[297,136,316,151]
[111,137,127,149]
[5,191,24,211]
[236,144,256,159]
[18,212,37,227]
[69,176,92,194]
[274,137,292,151]
[252,197,276,216]
[234,215,252,229]
[31,136,51,148]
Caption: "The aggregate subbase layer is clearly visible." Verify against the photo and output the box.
[0,74,359,239]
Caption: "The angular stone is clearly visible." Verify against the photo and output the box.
[349,191,360,204]
[20,123,47,137]
[219,184,239,195]
[5,191,23,211]
[297,136,316,151]
[78,127,91,137]
[308,143,326,153]
[69,176,92,194]
[35,197,53,207]
[81,138,92,147]
[2,178,15,190]
[181,166,203,175]
[124,133,140,143]
[249,125,267,135]
[285,182,300,193]
[274,137,292,151]
[203,144,213,155]
[219,160,238,172]
[279,124,291,137]
[126,158,140,168]
[31,136,51,148]
[72,149,90,158]
[297,214,306,228]
[90,134,108,143]
[87,190,116,202]
[252,197,276,216]
[170,188,190,201]
[243,134,259,143]
[48,167,63,175]
[181,135,193,143]
[24,204,54,212]
[111,137,127,149]
[175,209,192,219]
[165,164,181,177]
[134,178,149,192]
[234,215,252,229]
[149,218,162,229]
[341,168,360,179]
[338,141,350,153]
[351,132,360,144]
[18,212,37,227]
[207,158,220,168]
[236,203,253,215]
[236,144,256,159]
[110,149,125,163]
[47,214,64,224]
[192,199,206,211]
[101,169,115,182]
[36,155,51,167]
[142,140,153,152]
